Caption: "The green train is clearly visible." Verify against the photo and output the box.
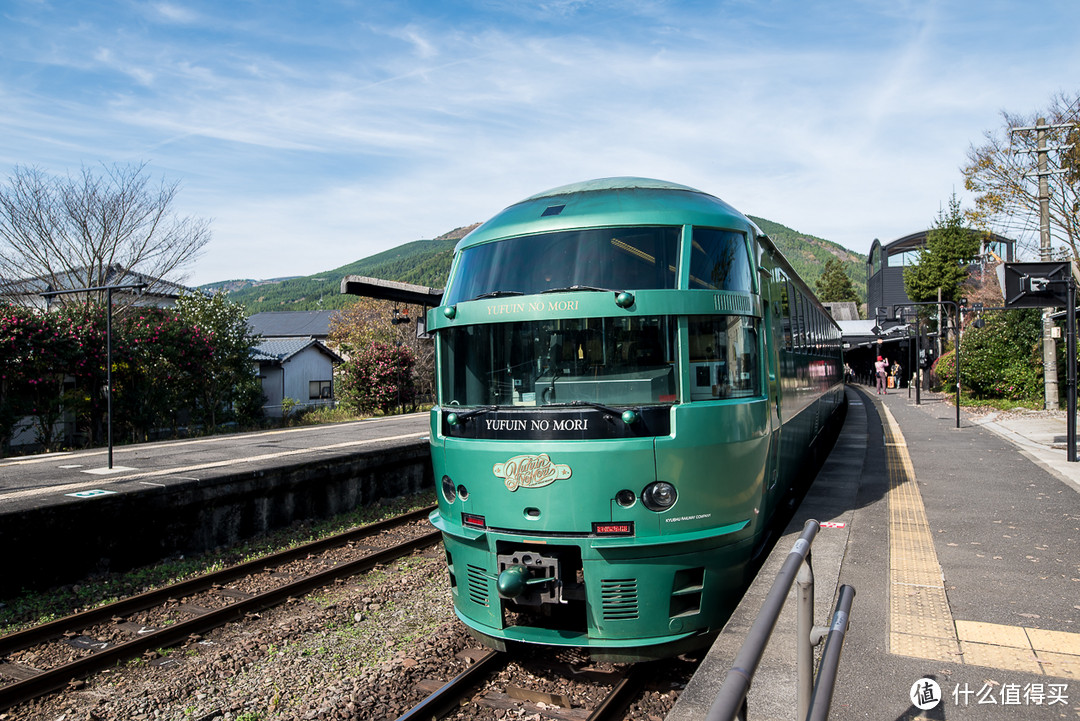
[427,178,844,660]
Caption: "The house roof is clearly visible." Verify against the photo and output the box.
[247,311,335,339]
[868,229,1015,260]
[253,336,343,364]
[3,263,193,300]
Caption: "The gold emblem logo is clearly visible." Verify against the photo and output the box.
[493,453,572,491]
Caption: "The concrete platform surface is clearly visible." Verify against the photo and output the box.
[0,413,430,513]
[669,387,1080,721]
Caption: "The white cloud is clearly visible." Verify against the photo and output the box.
[151,2,201,24]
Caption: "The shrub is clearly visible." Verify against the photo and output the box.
[338,342,416,415]
[953,308,1043,402]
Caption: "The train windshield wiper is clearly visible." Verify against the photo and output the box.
[545,400,627,420]
[448,405,498,422]
[471,290,524,300]
[541,285,617,294]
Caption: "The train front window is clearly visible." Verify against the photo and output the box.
[688,228,752,292]
[687,316,760,400]
[439,317,678,407]
[443,227,680,305]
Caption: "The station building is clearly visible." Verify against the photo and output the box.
[842,230,1015,386]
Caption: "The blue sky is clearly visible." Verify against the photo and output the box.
[1,0,1078,286]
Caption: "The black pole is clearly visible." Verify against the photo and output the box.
[106,286,114,469]
[914,319,921,406]
[954,303,961,429]
[903,315,912,399]
[1068,278,1077,462]
[40,281,145,469]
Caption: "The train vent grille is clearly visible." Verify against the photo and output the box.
[600,579,639,620]
[466,565,490,607]
[714,293,753,313]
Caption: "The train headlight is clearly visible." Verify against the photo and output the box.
[441,475,457,503]
[642,481,677,511]
[615,489,636,508]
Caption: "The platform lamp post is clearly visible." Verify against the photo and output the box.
[41,282,148,469]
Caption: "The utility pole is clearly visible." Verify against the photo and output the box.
[1012,118,1073,410]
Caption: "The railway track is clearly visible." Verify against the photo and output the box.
[0,505,440,711]
[398,647,654,721]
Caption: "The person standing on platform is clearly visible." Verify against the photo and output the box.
[875,355,889,395]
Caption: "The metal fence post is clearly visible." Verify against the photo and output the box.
[805,584,856,721]
[705,520,820,721]
[796,551,814,720]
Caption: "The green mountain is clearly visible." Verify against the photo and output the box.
[204,225,477,313]
[205,219,866,313]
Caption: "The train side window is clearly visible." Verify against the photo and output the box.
[687,316,761,400]
[688,228,753,292]
[791,287,805,352]
[777,274,793,350]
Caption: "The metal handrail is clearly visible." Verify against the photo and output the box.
[705,519,856,721]
[806,584,856,721]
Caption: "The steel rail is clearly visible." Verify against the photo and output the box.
[0,528,442,711]
[395,649,506,721]
[586,665,643,721]
[0,505,435,656]
[395,650,642,721]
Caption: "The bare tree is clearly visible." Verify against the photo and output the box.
[962,91,1080,260]
[0,162,210,306]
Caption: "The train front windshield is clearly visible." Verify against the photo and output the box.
[442,227,680,305]
[439,317,678,407]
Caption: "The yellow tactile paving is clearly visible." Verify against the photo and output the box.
[1034,651,1080,679]
[891,590,954,624]
[956,620,1031,648]
[879,400,1080,679]
[1027,627,1080,655]
[883,404,958,662]
[891,632,962,660]
[891,613,957,640]
[960,641,1044,674]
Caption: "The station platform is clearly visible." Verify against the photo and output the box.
[0,413,432,590]
[0,413,430,513]
[671,386,1080,721]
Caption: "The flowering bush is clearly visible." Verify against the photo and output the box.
[0,304,71,449]
[338,342,416,415]
[1,295,260,454]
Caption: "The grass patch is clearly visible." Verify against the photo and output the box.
[957,395,1045,412]
[0,491,435,635]
[287,405,433,427]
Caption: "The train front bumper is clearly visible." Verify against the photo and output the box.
[430,510,753,655]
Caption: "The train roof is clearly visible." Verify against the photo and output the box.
[456,177,761,250]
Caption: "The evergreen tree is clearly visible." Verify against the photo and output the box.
[815,257,860,304]
[903,194,981,304]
